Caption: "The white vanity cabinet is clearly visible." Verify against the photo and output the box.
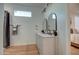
[36,32,56,55]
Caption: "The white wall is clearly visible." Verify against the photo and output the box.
[4,4,43,46]
[0,4,4,54]
[45,4,70,55]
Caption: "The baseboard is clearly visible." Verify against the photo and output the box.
[10,43,36,47]
[71,42,79,49]
[10,42,36,46]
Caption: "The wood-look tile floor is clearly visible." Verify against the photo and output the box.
[4,44,39,55]
[4,44,79,55]
[71,46,79,55]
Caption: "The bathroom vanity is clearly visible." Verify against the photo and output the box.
[36,32,56,55]
[35,10,57,55]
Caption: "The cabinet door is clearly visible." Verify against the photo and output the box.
[43,37,55,55]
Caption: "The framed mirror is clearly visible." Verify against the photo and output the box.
[48,13,57,36]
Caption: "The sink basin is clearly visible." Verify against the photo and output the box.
[37,32,54,38]
[41,30,53,35]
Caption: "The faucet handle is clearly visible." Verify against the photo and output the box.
[53,30,57,36]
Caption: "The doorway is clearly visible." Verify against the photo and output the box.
[3,11,10,48]
[70,13,79,55]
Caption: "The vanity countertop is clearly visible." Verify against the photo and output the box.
[35,30,55,38]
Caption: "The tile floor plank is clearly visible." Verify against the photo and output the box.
[4,44,39,55]
[71,46,79,55]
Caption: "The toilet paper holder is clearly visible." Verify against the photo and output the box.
[11,24,21,35]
